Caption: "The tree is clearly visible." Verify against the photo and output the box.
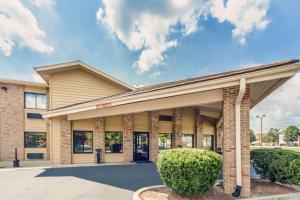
[284,126,300,143]
[266,128,280,143]
[249,129,256,143]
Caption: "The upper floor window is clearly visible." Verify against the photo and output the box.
[25,92,47,109]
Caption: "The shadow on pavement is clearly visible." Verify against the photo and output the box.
[36,163,163,191]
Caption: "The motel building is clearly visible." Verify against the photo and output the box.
[0,59,300,196]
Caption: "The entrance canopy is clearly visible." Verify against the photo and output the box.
[43,60,300,120]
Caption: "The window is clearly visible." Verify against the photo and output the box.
[105,132,123,153]
[27,113,43,119]
[203,135,214,150]
[24,132,46,148]
[25,92,46,109]
[159,115,173,121]
[182,134,194,148]
[73,131,93,153]
[159,133,172,150]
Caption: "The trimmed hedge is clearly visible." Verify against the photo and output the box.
[251,148,300,185]
[157,148,222,197]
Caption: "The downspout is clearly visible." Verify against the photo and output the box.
[232,78,246,197]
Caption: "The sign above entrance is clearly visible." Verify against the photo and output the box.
[96,103,111,109]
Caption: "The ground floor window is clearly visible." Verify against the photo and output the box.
[182,134,194,148]
[203,135,214,150]
[73,131,93,153]
[159,133,172,150]
[105,131,123,153]
[24,132,46,148]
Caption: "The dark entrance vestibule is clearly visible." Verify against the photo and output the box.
[133,132,149,162]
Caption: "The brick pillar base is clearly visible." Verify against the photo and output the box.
[150,111,159,162]
[195,109,203,148]
[60,117,72,164]
[173,108,182,148]
[223,85,250,197]
[124,114,133,162]
[94,118,105,162]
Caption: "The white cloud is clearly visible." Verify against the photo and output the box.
[31,0,54,8]
[0,0,54,56]
[251,73,300,133]
[210,0,270,45]
[97,0,271,73]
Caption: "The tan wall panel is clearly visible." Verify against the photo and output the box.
[24,148,47,160]
[159,110,173,133]
[50,69,129,109]
[104,154,124,163]
[133,112,149,132]
[72,154,95,164]
[105,116,123,131]
[24,86,47,94]
[203,118,215,135]
[182,107,195,134]
[51,118,61,164]
[72,119,94,131]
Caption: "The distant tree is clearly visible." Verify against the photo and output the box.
[284,126,300,143]
[249,129,256,143]
[266,128,280,143]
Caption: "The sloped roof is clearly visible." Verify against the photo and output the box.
[34,60,135,90]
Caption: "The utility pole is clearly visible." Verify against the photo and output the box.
[256,114,266,148]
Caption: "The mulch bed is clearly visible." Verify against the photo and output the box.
[139,180,300,200]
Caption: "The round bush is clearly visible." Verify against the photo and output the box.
[157,148,222,197]
[251,148,300,184]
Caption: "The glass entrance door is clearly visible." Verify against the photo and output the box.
[133,132,149,161]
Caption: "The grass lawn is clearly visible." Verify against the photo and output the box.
[251,146,300,152]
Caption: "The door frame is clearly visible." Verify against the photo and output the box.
[133,132,149,162]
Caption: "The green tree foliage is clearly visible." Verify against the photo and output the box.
[266,128,280,143]
[157,148,222,197]
[249,129,256,143]
[284,126,300,143]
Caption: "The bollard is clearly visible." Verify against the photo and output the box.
[13,148,20,167]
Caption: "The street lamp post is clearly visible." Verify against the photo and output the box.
[256,114,266,148]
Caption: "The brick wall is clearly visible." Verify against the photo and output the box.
[123,114,133,162]
[0,83,24,161]
[60,116,72,164]
[173,108,182,147]
[94,118,105,162]
[195,109,203,148]
[223,85,250,197]
[149,111,159,162]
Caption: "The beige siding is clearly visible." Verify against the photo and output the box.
[133,112,149,132]
[182,107,195,134]
[159,110,172,133]
[24,148,47,160]
[105,116,123,131]
[203,118,215,135]
[24,85,47,94]
[72,119,95,164]
[24,109,47,132]
[50,69,129,109]
[50,118,61,164]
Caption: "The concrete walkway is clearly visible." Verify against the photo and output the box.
[0,163,163,200]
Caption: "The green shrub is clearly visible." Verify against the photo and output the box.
[251,148,300,184]
[157,148,222,197]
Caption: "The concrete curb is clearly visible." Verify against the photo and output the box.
[247,192,300,200]
[132,185,165,200]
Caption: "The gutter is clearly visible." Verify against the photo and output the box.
[232,78,246,197]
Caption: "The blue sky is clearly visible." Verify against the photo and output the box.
[0,0,300,133]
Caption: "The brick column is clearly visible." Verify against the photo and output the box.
[94,118,105,162]
[60,116,72,164]
[123,114,133,162]
[195,109,203,148]
[223,85,250,197]
[150,111,159,162]
[173,108,182,148]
